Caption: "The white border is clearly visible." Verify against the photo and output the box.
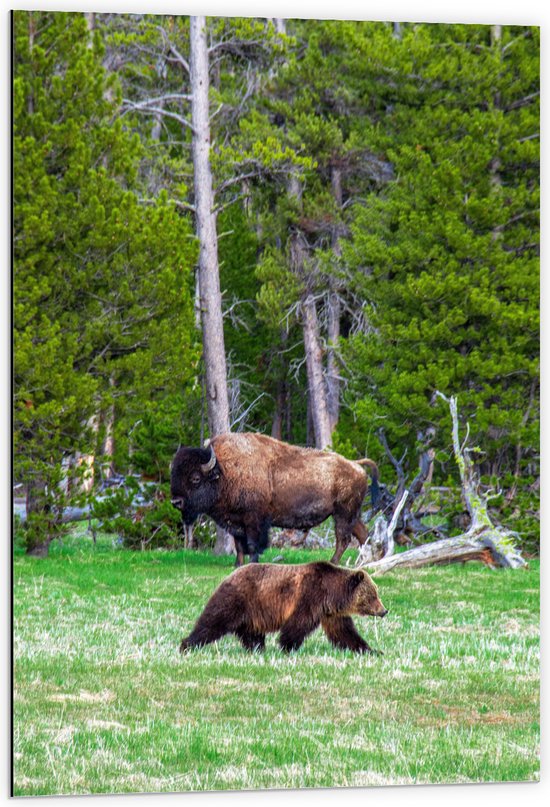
[3,1,546,806]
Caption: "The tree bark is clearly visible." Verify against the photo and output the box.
[302,295,332,449]
[362,532,504,575]
[190,16,232,555]
[190,15,230,439]
[326,164,344,432]
[100,408,115,480]
[287,174,332,450]
[490,25,503,206]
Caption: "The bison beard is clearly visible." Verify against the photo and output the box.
[170,433,379,565]
[179,562,387,655]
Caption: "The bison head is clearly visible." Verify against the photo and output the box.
[170,443,221,525]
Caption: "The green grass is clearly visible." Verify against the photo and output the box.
[13,529,540,795]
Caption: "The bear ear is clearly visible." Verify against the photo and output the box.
[348,570,365,593]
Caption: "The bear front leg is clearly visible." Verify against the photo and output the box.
[278,609,320,653]
[321,615,383,655]
[235,627,265,652]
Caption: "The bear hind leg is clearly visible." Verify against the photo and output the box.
[321,615,382,655]
[180,600,243,652]
[235,627,265,652]
[180,623,227,653]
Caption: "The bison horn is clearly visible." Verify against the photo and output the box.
[201,444,217,474]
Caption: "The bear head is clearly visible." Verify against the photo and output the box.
[347,569,388,617]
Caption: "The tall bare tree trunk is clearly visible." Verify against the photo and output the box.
[100,377,116,480]
[190,16,230,439]
[287,173,332,450]
[302,295,332,449]
[326,291,340,433]
[190,16,232,555]
[327,164,343,433]
[272,18,287,35]
[490,25,503,196]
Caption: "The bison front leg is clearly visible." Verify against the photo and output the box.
[232,535,247,567]
[243,517,270,563]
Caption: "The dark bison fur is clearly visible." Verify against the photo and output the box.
[170,433,379,565]
[180,562,388,655]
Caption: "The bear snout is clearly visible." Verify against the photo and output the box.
[377,608,389,618]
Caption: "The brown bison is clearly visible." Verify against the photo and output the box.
[170,433,379,565]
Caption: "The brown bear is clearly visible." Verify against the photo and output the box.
[180,562,388,655]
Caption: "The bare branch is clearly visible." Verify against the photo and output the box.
[230,392,268,430]
[506,91,540,111]
[138,196,195,214]
[493,210,539,232]
[387,489,409,545]
[157,26,190,74]
[209,102,224,123]
[124,93,193,108]
[122,99,194,131]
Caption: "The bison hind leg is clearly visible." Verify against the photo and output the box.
[331,515,353,565]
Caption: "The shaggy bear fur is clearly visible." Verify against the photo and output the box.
[180,562,388,655]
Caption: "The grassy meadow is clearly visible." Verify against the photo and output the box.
[12,529,540,796]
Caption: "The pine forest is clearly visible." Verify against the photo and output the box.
[12,12,540,558]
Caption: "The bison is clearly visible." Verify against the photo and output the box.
[170,433,379,566]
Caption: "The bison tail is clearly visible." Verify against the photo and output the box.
[356,458,380,508]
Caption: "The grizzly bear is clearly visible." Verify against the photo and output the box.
[180,562,388,655]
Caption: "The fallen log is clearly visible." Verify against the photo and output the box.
[363,526,525,575]
[357,393,526,573]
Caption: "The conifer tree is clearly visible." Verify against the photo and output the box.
[342,23,539,494]
[13,11,198,553]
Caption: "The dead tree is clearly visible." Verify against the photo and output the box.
[190,15,231,439]
[356,393,526,574]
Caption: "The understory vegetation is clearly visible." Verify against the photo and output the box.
[12,529,540,795]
